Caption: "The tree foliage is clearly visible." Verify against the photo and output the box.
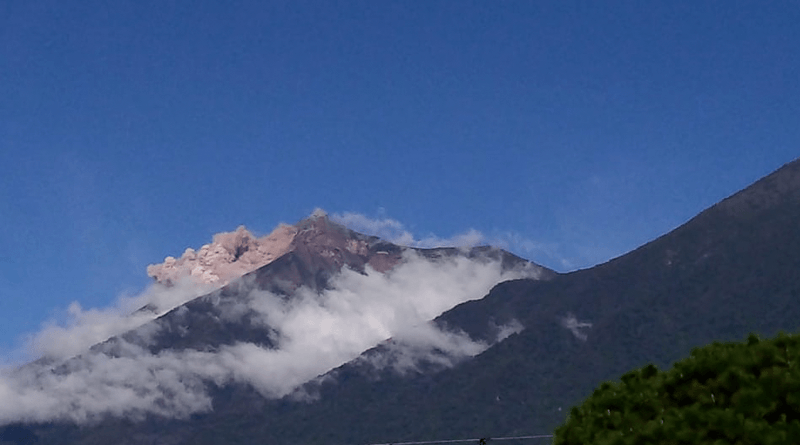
[554,332,800,445]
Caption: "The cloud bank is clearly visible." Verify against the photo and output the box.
[357,318,525,376]
[1,249,538,425]
[331,211,572,270]
[331,212,485,248]
[26,278,215,361]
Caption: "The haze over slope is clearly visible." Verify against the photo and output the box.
[294,156,800,442]
[16,158,798,445]
[0,212,549,426]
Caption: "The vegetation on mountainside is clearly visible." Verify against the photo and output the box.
[9,162,800,445]
[553,332,800,445]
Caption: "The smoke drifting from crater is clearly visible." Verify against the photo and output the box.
[1,251,537,425]
[0,212,545,425]
[331,212,485,248]
[146,224,297,286]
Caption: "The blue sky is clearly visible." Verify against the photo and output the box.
[1,1,798,354]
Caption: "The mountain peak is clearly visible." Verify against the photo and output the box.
[296,208,336,230]
[146,210,370,287]
[309,207,329,219]
[714,157,800,215]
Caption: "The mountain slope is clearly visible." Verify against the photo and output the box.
[148,157,800,444]
[394,157,800,438]
[4,158,800,444]
[0,213,550,444]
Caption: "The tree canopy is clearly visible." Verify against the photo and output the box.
[554,332,800,445]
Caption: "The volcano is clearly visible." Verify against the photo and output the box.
[5,159,800,444]
[0,210,551,444]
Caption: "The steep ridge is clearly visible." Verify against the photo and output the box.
[106,157,800,445]
[112,214,544,356]
[271,157,800,443]
[0,213,551,444]
[5,158,800,444]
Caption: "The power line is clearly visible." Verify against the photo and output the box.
[364,434,554,445]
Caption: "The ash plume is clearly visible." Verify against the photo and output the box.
[146,224,297,286]
[0,212,548,425]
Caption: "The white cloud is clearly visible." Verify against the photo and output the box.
[490,231,578,271]
[331,212,485,248]
[358,319,525,376]
[25,278,215,361]
[0,250,541,425]
[561,313,592,341]
[331,211,577,271]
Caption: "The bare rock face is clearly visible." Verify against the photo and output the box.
[7,207,555,443]
[245,210,406,295]
[147,209,542,295]
[145,209,402,289]
[147,224,298,286]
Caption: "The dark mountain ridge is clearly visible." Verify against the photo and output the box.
[184,158,800,444]
[0,213,549,445]
[97,214,548,357]
[4,158,800,444]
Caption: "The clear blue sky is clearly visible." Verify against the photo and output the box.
[1,1,798,354]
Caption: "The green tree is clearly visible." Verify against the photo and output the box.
[553,332,800,445]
